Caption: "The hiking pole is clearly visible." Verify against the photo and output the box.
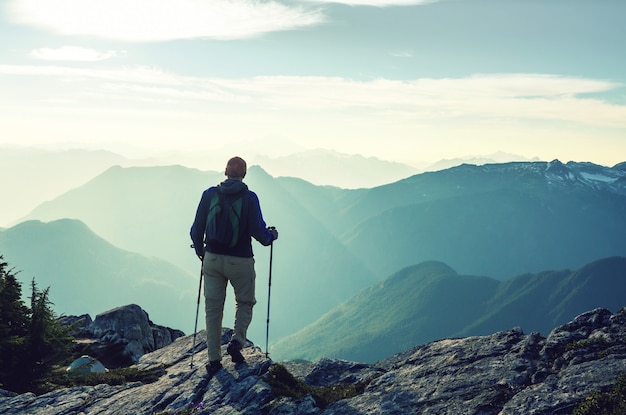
[190,261,203,368]
[265,230,275,358]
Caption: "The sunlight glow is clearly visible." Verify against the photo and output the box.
[1,61,624,166]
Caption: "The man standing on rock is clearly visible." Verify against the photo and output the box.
[190,156,278,376]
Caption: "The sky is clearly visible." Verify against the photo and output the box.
[1,0,625,168]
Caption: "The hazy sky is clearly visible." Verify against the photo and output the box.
[1,0,625,167]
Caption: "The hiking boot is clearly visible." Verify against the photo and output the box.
[227,340,245,363]
[206,360,222,376]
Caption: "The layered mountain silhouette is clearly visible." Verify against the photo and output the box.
[0,219,196,332]
[423,151,541,172]
[253,148,420,188]
[14,166,378,340]
[332,160,626,279]
[272,256,626,363]
[15,159,626,347]
[0,147,129,226]
[1,146,420,225]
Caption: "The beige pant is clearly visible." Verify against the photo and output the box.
[202,253,256,362]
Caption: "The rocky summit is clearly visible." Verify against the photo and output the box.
[2,306,626,415]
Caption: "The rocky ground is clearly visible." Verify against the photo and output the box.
[2,306,625,415]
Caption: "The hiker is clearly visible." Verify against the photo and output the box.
[190,156,278,376]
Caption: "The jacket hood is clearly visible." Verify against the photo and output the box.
[218,179,249,195]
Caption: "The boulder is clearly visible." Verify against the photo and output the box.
[58,314,92,337]
[62,304,185,368]
[66,356,108,374]
[89,304,155,360]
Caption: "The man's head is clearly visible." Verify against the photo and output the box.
[225,156,247,179]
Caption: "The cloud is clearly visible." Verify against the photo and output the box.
[389,49,414,58]
[1,65,624,165]
[7,0,325,42]
[306,0,437,6]
[1,64,623,130]
[30,46,119,62]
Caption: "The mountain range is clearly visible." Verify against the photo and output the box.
[0,219,196,331]
[0,147,130,226]
[7,166,378,340]
[252,149,420,188]
[4,158,626,353]
[0,145,541,226]
[421,150,541,172]
[271,256,626,362]
[335,160,626,278]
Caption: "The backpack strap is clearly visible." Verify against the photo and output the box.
[206,189,222,225]
[229,196,244,245]
[229,189,250,247]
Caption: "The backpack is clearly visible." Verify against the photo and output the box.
[205,188,249,250]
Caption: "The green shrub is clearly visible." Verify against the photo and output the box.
[574,373,626,415]
[265,363,366,409]
[33,365,166,395]
[152,400,205,415]
[566,337,610,351]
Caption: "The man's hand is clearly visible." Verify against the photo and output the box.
[191,244,203,261]
[268,226,278,241]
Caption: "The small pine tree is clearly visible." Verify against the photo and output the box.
[0,255,73,393]
[0,255,30,389]
[24,279,73,388]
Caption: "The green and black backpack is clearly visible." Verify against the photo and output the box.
[205,187,249,249]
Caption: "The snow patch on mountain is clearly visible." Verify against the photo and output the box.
[580,172,619,183]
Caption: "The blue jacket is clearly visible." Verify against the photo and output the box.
[190,179,274,258]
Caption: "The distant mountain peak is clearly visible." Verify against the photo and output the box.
[544,160,626,192]
[425,151,540,172]
[272,257,626,363]
[389,261,458,285]
[253,149,420,188]
[445,160,626,194]
[613,161,626,171]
